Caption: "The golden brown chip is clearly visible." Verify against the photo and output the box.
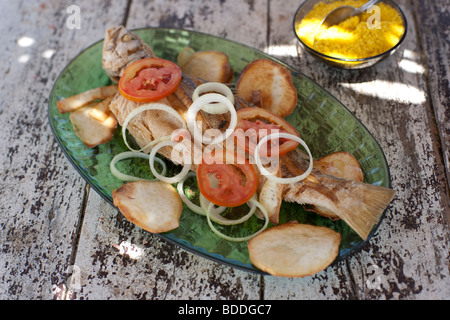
[57,84,117,113]
[88,95,114,122]
[248,222,341,277]
[112,181,183,234]
[258,167,283,225]
[179,50,233,83]
[69,102,117,148]
[236,59,297,118]
[314,151,364,182]
[177,46,196,67]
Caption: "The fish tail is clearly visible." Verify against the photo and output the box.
[334,182,396,240]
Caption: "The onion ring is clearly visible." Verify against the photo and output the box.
[186,93,237,145]
[122,103,186,152]
[110,151,167,182]
[192,82,234,114]
[177,172,205,215]
[205,199,269,242]
[254,132,313,184]
[149,140,191,184]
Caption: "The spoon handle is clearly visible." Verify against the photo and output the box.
[354,0,382,15]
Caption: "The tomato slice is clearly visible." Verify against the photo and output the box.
[197,150,258,207]
[119,57,182,102]
[234,107,300,157]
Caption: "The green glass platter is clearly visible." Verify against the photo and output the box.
[48,27,392,275]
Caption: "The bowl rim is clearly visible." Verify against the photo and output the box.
[292,0,408,63]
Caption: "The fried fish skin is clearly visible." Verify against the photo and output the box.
[102,26,156,83]
[281,149,395,240]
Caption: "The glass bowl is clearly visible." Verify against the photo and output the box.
[292,0,407,69]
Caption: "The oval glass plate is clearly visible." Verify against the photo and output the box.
[48,27,391,275]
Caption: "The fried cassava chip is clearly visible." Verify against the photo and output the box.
[57,85,117,113]
[69,101,117,148]
[248,222,341,277]
[179,48,233,83]
[236,59,297,118]
[112,181,183,233]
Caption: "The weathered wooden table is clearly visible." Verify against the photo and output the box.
[0,0,448,300]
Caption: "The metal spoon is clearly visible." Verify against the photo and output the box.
[312,0,381,45]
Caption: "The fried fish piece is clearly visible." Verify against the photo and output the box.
[102,26,156,83]
[102,26,396,240]
[281,149,396,240]
[308,151,365,220]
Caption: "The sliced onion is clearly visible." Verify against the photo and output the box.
[149,140,191,184]
[177,172,205,215]
[110,151,167,181]
[254,132,313,184]
[186,93,237,145]
[192,83,234,114]
[199,194,258,225]
[205,199,269,242]
[199,193,226,217]
[122,103,186,152]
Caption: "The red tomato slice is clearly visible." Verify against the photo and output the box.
[197,150,258,208]
[234,107,300,157]
[119,58,182,102]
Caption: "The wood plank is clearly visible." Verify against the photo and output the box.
[0,0,128,299]
[412,0,450,192]
[68,0,269,299]
[265,0,450,299]
[126,0,269,49]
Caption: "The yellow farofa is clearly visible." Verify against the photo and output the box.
[296,1,404,59]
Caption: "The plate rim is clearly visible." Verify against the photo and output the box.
[48,26,393,276]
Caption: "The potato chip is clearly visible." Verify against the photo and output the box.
[236,59,297,118]
[248,222,341,277]
[57,85,117,113]
[179,50,233,83]
[112,181,183,233]
[69,102,117,148]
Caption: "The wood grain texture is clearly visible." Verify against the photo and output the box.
[266,0,449,299]
[0,0,128,300]
[412,0,450,192]
[127,0,269,49]
[70,190,260,299]
[0,0,448,300]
